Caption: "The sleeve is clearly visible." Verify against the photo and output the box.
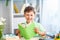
[39,24,46,32]
[35,23,46,32]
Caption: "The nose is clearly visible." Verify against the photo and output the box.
[27,16,32,20]
[29,16,32,19]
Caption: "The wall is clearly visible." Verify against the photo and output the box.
[0,1,11,34]
[0,1,3,17]
[42,0,60,34]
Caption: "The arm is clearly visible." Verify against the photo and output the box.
[15,29,21,38]
[34,27,46,36]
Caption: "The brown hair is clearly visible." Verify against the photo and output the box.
[24,6,35,14]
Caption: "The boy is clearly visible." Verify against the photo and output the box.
[18,6,46,40]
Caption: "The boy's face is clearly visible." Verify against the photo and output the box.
[24,11,35,23]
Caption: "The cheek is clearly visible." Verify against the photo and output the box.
[31,15,35,19]
[25,16,28,19]
[25,16,29,20]
[29,16,34,20]
[25,15,35,20]
[26,16,32,20]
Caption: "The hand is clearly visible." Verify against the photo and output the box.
[15,29,21,38]
[34,27,46,36]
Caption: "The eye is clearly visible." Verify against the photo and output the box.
[26,14,29,16]
[31,15,33,16]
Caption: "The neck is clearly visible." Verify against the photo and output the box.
[26,21,30,24]
[26,21,33,24]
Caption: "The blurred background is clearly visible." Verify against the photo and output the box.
[0,0,60,35]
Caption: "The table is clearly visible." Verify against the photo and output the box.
[3,34,54,40]
[5,37,54,40]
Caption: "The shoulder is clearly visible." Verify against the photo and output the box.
[34,22,44,28]
[34,22,46,31]
[34,22,43,26]
[34,22,41,26]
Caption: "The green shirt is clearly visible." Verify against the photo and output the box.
[18,21,45,40]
